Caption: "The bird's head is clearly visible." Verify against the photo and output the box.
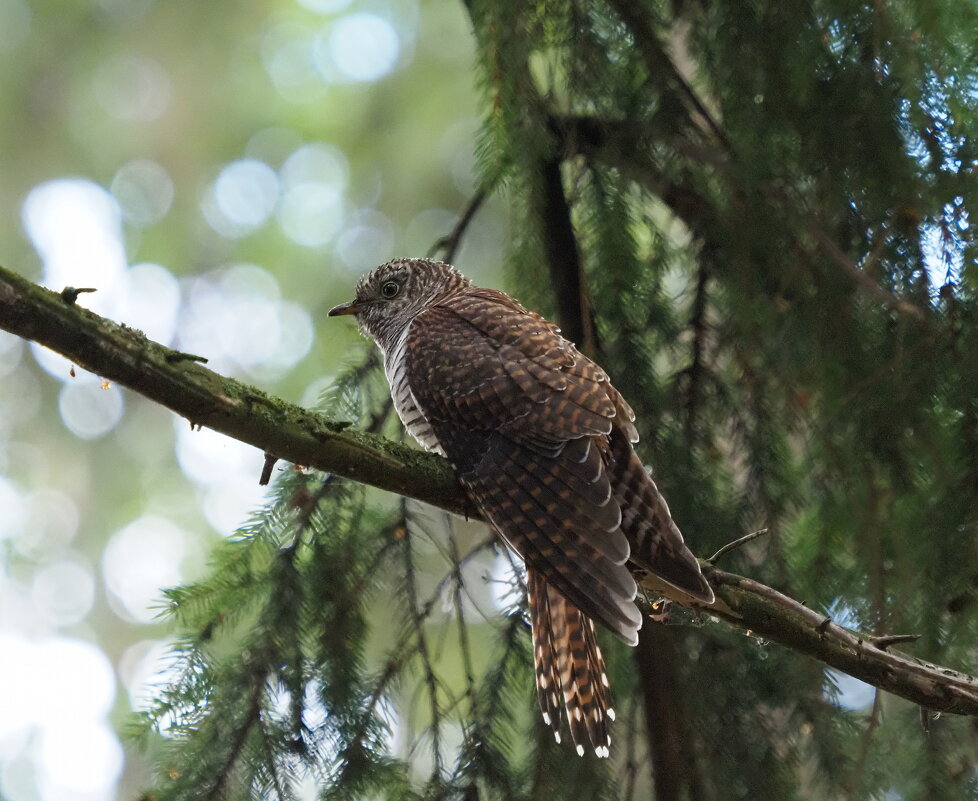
[328,258,470,347]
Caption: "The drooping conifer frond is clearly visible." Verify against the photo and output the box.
[135,2,978,799]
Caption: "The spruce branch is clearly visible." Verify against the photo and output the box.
[602,0,729,148]
[553,114,933,323]
[446,522,480,721]
[399,499,444,776]
[427,186,489,265]
[1,263,977,717]
[540,157,597,356]
[806,218,928,320]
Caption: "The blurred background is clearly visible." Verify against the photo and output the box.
[0,2,505,799]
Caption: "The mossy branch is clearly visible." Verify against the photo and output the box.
[0,263,976,716]
[0,264,466,516]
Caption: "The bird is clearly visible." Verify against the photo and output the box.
[329,258,714,757]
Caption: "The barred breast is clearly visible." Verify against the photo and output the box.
[384,325,445,455]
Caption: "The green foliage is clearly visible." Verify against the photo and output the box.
[465,0,978,798]
[132,361,405,800]
[136,1,978,799]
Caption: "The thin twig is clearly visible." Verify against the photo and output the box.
[871,633,922,650]
[206,676,265,801]
[446,519,480,719]
[344,534,503,766]
[60,286,97,305]
[603,0,729,148]
[401,499,444,776]
[708,528,769,563]
[258,714,290,801]
[428,188,488,264]
[807,220,927,320]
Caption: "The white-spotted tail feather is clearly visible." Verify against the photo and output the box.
[528,568,613,757]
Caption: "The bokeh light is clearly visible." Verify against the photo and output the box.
[58,381,125,440]
[0,363,40,441]
[36,722,123,798]
[203,159,280,238]
[0,476,27,542]
[33,639,116,726]
[173,423,268,533]
[21,179,127,319]
[0,635,121,801]
[93,54,171,122]
[403,208,457,255]
[278,182,344,246]
[110,159,175,227]
[177,263,314,379]
[335,208,395,269]
[28,342,76,385]
[295,0,353,14]
[119,263,181,345]
[31,559,96,627]
[278,143,348,247]
[17,490,80,557]
[315,13,401,83]
[102,515,191,623]
[0,331,23,380]
[281,142,349,190]
[119,639,182,712]
[261,22,326,102]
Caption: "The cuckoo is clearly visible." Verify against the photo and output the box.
[329,258,714,757]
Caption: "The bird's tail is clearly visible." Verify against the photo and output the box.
[528,567,613,757]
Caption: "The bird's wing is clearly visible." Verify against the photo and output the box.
[411,288,638,446]
[447,289,714,606]
[404,294,642,644]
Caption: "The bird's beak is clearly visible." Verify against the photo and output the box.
[328,299,363,317]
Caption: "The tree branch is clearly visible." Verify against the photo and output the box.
[539,157,597,356]
[0,264,468,517]
[0,263,976,717]
[636,627,695,801]
[427,187,488,265]
[553,114,932,323]
[602,0,729,148]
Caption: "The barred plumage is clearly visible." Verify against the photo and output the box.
[529,568,613,757]
[329,258,715,756]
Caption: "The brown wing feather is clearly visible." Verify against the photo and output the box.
[460,431,640,638]
[405,302,640,641]
[403,291,713,752]
[609,430,714,602]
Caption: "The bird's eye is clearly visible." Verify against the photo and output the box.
[380,281,400,299]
